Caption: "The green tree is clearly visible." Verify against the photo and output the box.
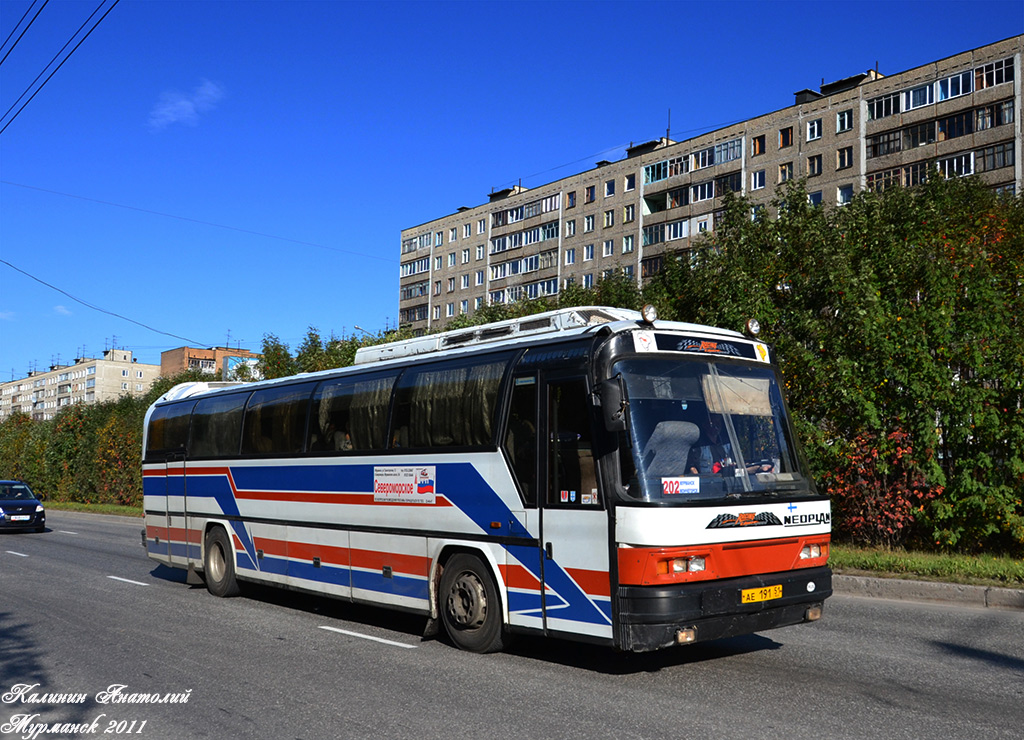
[257,333,297,379]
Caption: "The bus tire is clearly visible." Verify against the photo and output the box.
[439,553,505,653]
[204,526,240,597]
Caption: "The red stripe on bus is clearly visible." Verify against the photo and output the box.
[350,548,430,576]
[565,567,611,598]
[617,535,831,586]
[499,564,541,590]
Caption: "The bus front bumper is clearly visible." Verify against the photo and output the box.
[615,566,832,652]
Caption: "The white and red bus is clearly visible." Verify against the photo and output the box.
[142,306,831,652]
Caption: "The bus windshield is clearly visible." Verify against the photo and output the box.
[613,356,814,503]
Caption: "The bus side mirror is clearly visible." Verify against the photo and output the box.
[600,377,628,432]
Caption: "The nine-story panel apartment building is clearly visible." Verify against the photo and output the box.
[399,36,1022,334]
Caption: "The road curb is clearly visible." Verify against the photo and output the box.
[833,574,1024,610]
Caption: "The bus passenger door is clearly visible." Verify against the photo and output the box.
[166,454,189,568]
[539,377,613,640]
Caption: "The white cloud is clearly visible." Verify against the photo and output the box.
[148,79,224,131]
[0,311,14,321]
[53,305,72,316]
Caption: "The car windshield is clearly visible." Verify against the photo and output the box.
[0,483,36,501]
[613,357,814,503]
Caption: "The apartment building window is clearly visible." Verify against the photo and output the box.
[867,131,901,158]
[691,180,714,202]
[449,228,457,242]
[867,92,899,120]
[475,270,484,286]
[903,83,933,111]
[715,171,741,195]
[446,303,454,318]
[644,161,668,184]
[976,141,1014,172]
[447,253,455,267]
[668,155,688,176]
[584,215,594,232]
[566,191,576,208]
[583,244,594,261]
[603,210,614,228]
[435,232,443,246]
[623,204,635,223]
[751,134,766,156]
[447,277,456,292]
[836,109,853,133]
[583,274,593,288]
[837,185,854,205]
[936,152,974,178]
[136,370,144,378]
[603,240,614,257]
[937,111,972,141]
[434,281,441,296]
[476,245,485,260]
[938,70,972,100]
[462,248,470,264]
[464,223,471,238]
[433,306,441,320]
[460,300,468,315]
[121,369,129,377]
[461,274,469,289]
[904,121,935,148]
[565,248,576,265]
[714,139,742,164]
[667,219,688,241]
[121,383,129,391]
[565,219,576,236]
[625,173,636,191]
[779,162,793,182]
[622,234,635,253]
[668,186,688,208]
[605,179,615,197]
[751,170,765,190]
[475,297,484,310]
[585,185,596,203]
[692,146,714,170]
[434,256,443,270]
[976,100,1014,130]
[807,119,822,141]
[779,127,793,148]
[806,154,822,177]
[836,147,854,170]
[808,191,823,206]
[135,384,143,392]
[975,57,1014,90]
[478,218,486,234]
[642,224,664,246]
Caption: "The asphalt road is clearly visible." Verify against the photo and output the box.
[1,511,1021,740]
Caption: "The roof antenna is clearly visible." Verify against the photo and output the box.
[666,108,671,140]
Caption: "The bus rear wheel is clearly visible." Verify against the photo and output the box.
[204,526,240,597]
[439,554,505,653]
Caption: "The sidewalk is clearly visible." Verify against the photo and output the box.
[833,573,1024,610]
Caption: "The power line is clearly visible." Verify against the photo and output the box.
[0,258,211,347]
[0,0,50,67]
[0,0,120,136]
[0,180,399,263]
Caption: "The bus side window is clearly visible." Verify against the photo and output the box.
[241,383,316,455]
[547,378,598,506]
[503,375,538,506]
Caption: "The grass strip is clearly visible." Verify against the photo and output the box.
[831,544,1023,589]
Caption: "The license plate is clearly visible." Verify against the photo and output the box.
[10,515,30,522]
[741,584,783,604]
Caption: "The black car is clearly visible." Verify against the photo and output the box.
[0,480,46,533]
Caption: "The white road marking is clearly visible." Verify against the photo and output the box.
[318,625,417,649]
[5,551,28,557]
[59,530,78,535]
[107,576,149,586]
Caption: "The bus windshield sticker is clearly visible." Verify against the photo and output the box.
[633,331,656,353]
[754,343,770,363]
[373,466,437,504]
[661,477,700,496]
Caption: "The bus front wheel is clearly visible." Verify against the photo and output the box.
[204,526,240,597]
[439,553,504,653]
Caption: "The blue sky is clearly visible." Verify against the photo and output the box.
[1,0,1021,378]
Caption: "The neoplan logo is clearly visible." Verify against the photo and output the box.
[783,512,831,527]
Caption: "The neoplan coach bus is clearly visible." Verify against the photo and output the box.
[142,306,831,652]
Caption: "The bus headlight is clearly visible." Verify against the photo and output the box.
[800,544,822,559]
[667,556,706,573]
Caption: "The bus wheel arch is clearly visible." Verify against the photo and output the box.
[203,524,241,597]
[437,550,506,653]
